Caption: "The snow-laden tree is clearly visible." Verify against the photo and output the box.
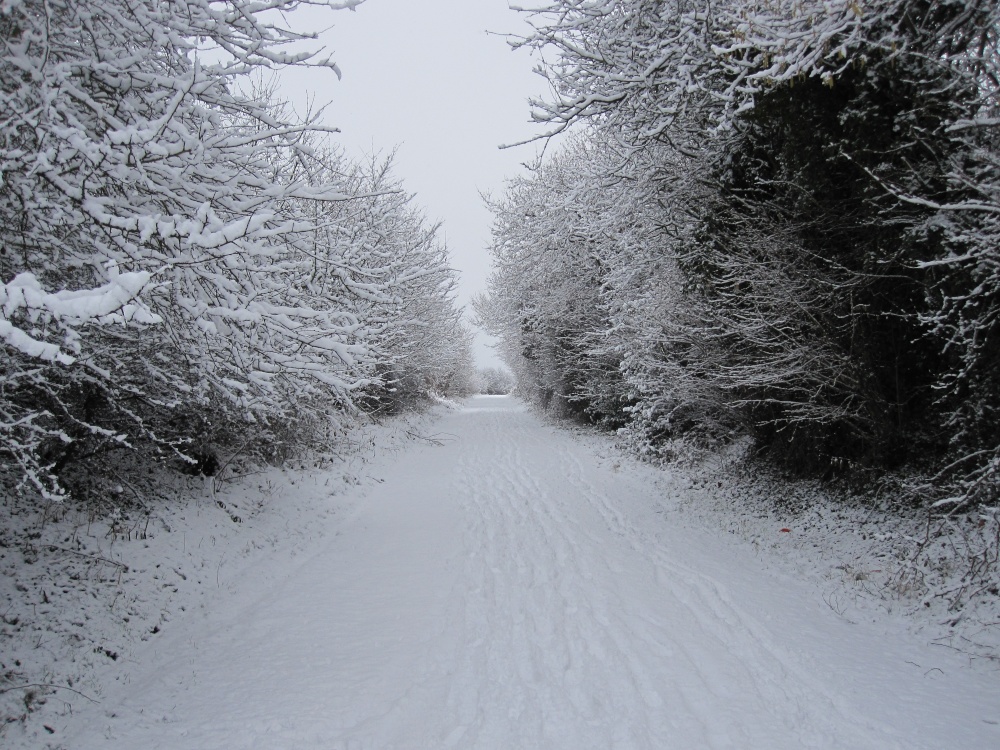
[0,0,365,499]
[475,366,515,395]
[700,0,997,482]
[479,130,740,452]
[0,0,473,502]
[477,134,637,424]
[506,0,1000,495]
[905,2,1000,508]
[597,142,744,458]
[323,155,477,412]
[513,0,963,144]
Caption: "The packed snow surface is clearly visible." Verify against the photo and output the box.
[55,396,999,748]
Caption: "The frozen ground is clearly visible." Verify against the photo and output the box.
[3,395,999,748]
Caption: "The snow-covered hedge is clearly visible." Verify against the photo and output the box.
[0,0,472,502]
[481,0,1000,513]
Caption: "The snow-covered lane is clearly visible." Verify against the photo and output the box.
[63,396,998,749]
[441,399,892,749]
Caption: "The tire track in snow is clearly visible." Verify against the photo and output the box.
[55,395,989,749]
[551,438,882,748]
[441,398,906,750]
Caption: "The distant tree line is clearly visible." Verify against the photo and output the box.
[1,0,474,505]
[478,0,999,510]
[476,367,515,395]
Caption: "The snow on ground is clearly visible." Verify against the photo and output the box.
[4,395,1000,748]
[663,443,1000,660]
[0,407,445,744]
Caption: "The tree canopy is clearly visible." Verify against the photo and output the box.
[481,0,1000,506]
[1,0,473,502]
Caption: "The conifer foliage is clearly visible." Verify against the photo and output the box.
[1,0,472,502]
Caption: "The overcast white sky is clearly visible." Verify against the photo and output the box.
[278,0,550,368]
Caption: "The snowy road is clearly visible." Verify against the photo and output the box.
[64,396,998,749]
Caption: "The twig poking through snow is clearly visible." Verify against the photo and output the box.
[44,546,129,572]
[0,684,99,704]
